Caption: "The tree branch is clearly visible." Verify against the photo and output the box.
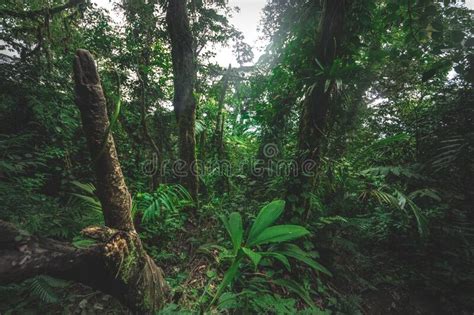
[0,0,85,19]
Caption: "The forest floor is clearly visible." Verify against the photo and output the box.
[0,256,457,315]
[0,218,470,314]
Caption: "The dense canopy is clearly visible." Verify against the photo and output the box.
[0,0,473,313]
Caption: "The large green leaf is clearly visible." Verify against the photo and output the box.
[248,225,310,247]
[210,257,241,307]
[221,212,243,255]
[228,212,243,254]
[69,193,102,212]
[273,279,316,309]
[247,200,285,245]
[260,252,291,271]
[277,244,332,276]
[70,181,96,195]
[220,214,231,237]
[242,247,262,269]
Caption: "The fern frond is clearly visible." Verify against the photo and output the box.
[29,276,69,304]
[137,184,193,224]
[69,181,102,213]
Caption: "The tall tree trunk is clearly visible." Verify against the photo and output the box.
[138,70,163,189]
[287,0,347,211]
[166,0,199,206]
[0,50,168,313]
[214,65,231,160]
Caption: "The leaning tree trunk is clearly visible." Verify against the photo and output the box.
[287,0,347,212]
[166,0,199,206]
[0,49,168,313]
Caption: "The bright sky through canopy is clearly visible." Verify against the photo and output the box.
[92,0,267,66]
[215,0,268,66]
[93,0,474,66]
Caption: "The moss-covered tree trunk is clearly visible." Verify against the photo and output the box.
[166,0,199,206]
[0,49,168,314]
[73,49,168,312]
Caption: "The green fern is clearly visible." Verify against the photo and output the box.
[359,185,431,237]
[361,165,425,180]
[134,184,193,223]
[69,181,102,213]
[29,276,70,304]
[430,135,467,172]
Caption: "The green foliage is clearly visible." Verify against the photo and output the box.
[69,181,103,214]
[1,0,473,313]
[0,275,70,312]
[132,185,193,225]
[218,291,301,314]
[207,200,329,310]
[220,211,243,255]
[247,199,285,244]
[30,276,70,304]
[72,235,98,249]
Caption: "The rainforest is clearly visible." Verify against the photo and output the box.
[0,0,473,314]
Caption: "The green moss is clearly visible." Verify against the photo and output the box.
[116,239,139,284]
[142,288,154,310]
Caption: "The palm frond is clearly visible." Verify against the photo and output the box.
[136,184,193,224]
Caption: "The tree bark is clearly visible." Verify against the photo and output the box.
[73,49,135,231]
[288,0,347,211]
[166,0,199,206]
[214,65,231,160]
[0,0,85,19]
[0,220,167,313]
[0,220,104,286]
[0,49,168,314]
